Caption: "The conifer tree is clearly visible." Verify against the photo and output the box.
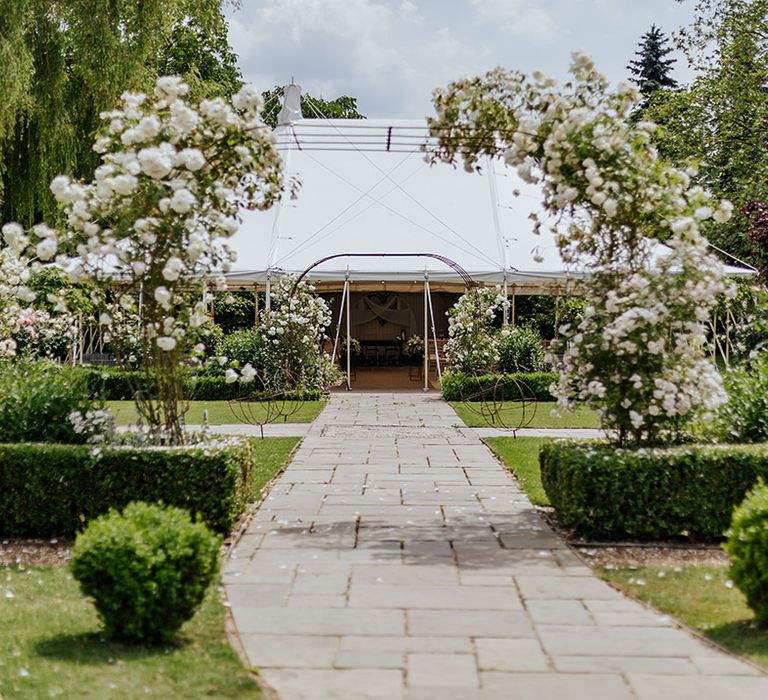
[628,24,678,110]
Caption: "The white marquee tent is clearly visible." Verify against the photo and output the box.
[228,117,576,294]
[224,91,753,388]
[227,114,752,294]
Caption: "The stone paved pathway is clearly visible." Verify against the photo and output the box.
[224,393,768,700]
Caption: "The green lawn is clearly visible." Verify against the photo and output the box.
[450,401,600,429]
[0,435,300,698]
[0,565,262,699]
[485,436,552,506]
[106,400,325,426]
[249,436,300,495]
[602,564,768,672]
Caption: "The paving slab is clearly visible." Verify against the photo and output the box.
[225,392,768,699]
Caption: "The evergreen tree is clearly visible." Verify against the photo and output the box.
[628,24,678,109]
[647,0,768,265]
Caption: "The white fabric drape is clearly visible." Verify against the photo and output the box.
[350,293,417,333]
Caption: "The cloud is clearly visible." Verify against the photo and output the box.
[226,0,694,119]
[469,0,560,41]
[228,0,486,117]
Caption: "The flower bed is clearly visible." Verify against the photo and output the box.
[540,441,768,541]
[0,440,255,536]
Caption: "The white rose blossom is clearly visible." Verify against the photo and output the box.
[23,75,283,443]
[429,52,734,445]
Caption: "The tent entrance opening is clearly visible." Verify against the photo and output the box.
[324,290,457,390]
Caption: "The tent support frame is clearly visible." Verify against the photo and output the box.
[426,275,442,386]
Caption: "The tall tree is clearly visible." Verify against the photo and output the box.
[0,0,242,228]
[627,24,678,113]
[260,86,365,128]
[158,13,242,99]
[647,0,768,265]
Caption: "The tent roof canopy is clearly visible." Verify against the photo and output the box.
[226,117,753,293]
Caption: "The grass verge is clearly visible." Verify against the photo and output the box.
[106,400,325,426]
[0,435,300,698]
[485,436,552,506]
[249,436,300,497]
[450,401,599,429]
[601,564,768,671]
[0,565,262,699]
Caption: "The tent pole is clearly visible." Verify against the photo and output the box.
[503,273,509,327]
[265,271,272,312]
[331,279,348,364]
[346,274,352,391]
[511,284,516,328]
[423,275,429,392]
[254,285,259,326]
[426,277,442,379]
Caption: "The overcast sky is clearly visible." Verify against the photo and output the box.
[227,0,697,118]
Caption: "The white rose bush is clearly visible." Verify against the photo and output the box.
[224,278,341,395]
[0,223,77,359]
[445,287,507,374]
[429,53,734,446]
[0,77,283,443]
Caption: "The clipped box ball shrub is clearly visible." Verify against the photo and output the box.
[540,441,768,541]
[441,370,557,402]
[725,481,768,627]
[71,502,220,643]
[0,440,254,536]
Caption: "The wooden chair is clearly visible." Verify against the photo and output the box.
[362,344,380,366]
[427,339,448,376]
[384,345,400,366]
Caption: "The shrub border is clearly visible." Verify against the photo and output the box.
[540,440,768,541]
[0,440,255,536]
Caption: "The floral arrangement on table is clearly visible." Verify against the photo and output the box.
[339,336,362,359]
[0,76,283,443]
[429,53,733,447]
[402,334,424,358]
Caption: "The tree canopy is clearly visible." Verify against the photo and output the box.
[647,0,768,265]
[260,86,365,128]
[0,0,242,228]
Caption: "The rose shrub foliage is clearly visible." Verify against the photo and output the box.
[429,54,734,445]
[2,76,283,442]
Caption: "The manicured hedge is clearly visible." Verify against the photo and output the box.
[186,375,250,400]
[540,441,768,541]
[0,441,254,536]
[186,375,323,401]
[77,366,324,401]
[76,366,149,400]
[441,371,557,402]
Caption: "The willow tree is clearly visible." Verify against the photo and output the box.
[0,0,241,228]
